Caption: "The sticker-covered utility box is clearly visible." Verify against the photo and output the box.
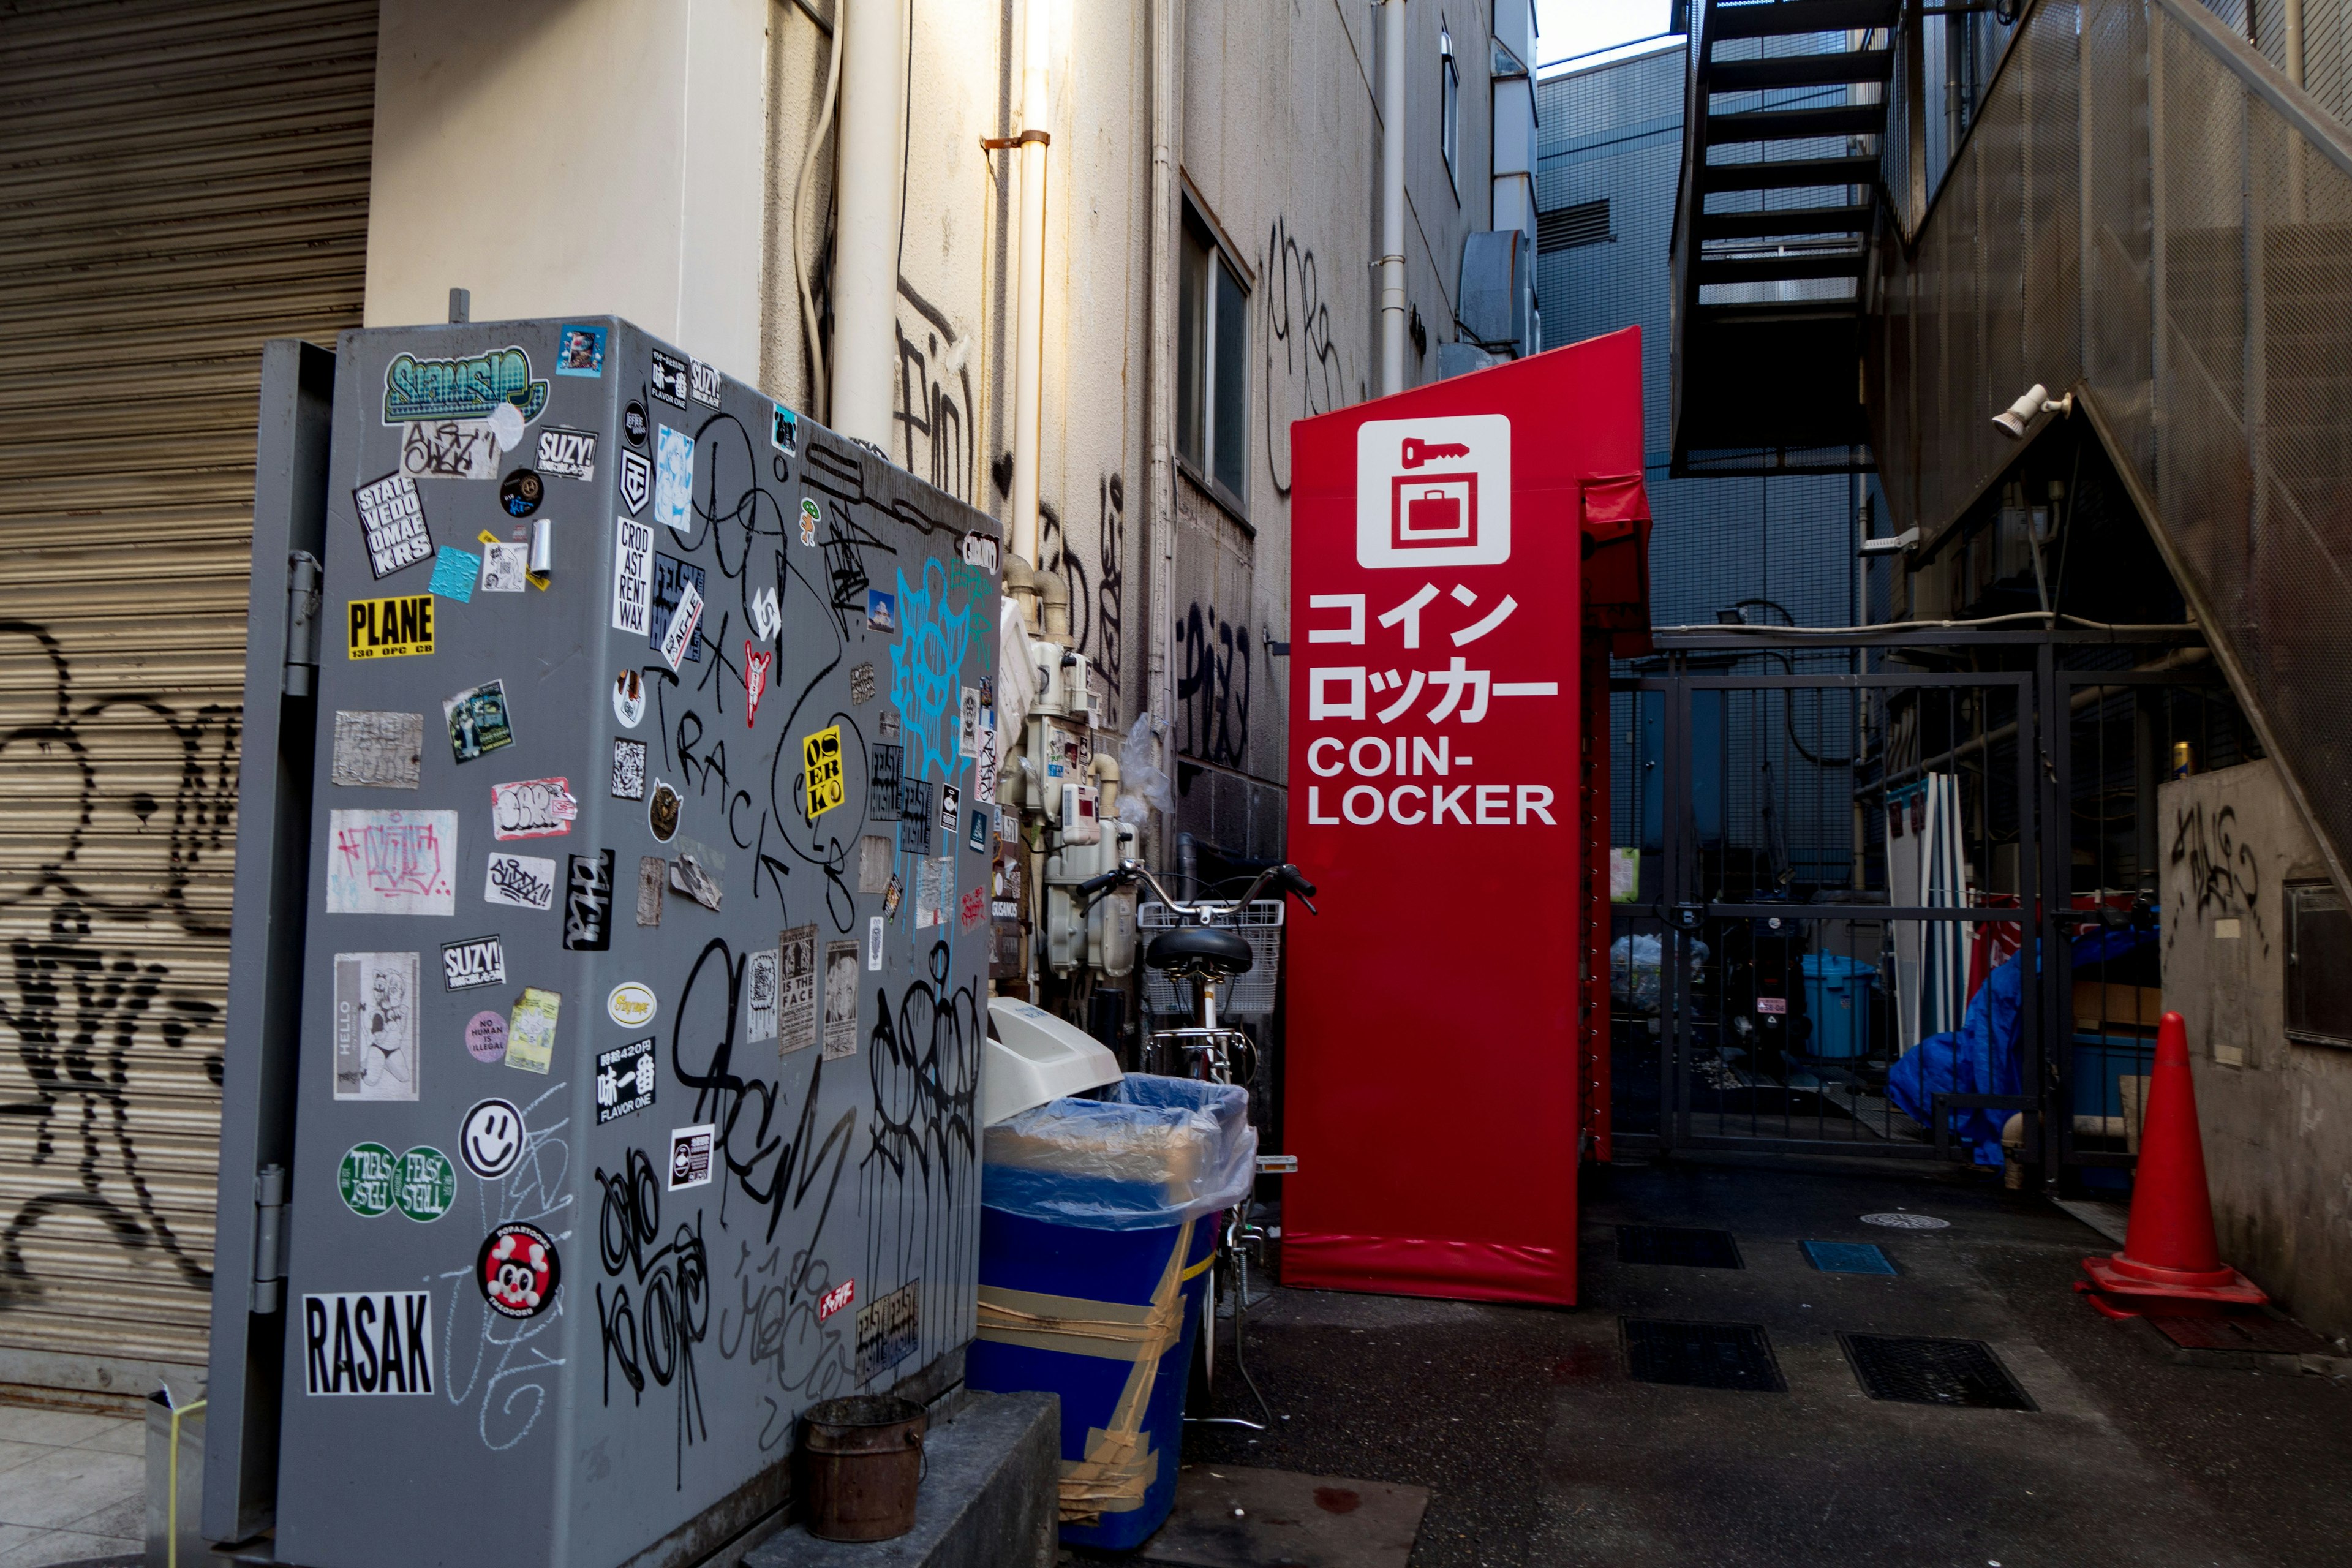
[271,319,998,1568]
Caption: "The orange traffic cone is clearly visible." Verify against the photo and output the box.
[2079,1012,2266,1308]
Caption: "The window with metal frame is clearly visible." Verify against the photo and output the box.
[2286,880,2352,1048]
[1177,202,1250,511]
[1441,23,1461,188]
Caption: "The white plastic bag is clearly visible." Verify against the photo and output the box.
[1115,712,1172,824]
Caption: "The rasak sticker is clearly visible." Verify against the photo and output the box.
[443,679,515,763]
[337,1143,456,1222]
[440,934,506,991]
[478,1221,560,1319]
[383,344,548,424]
[333,951,419,1101]
[666,1124,715,1191]
[491,777,578,840]
[459,1097,525,1177]
[595,1036,656,1125]
[347,594,435,660]
[537,426,597,480]
[607,981,657,1027]
[483,851,556,911]
[303,1293,434,1396]
[563,850,616,952]
[326,810,454,916]
[353,473,434,579]
[803,726,845,820]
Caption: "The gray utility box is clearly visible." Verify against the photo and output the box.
[214,318,1000,1568]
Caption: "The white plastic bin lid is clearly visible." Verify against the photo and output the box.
[982,997,1124,1127]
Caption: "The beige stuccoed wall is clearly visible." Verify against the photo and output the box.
[364,0,774,383]
[2158,759,2352,1340]
[365,0,1493,855]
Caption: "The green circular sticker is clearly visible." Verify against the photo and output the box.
[337,1142,456,1222]
[337,1142,398,1216]
[394,1145,456,1222]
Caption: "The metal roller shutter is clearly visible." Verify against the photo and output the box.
[0,0,374,1393]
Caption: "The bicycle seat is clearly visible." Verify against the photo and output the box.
[1145,925,1254,978]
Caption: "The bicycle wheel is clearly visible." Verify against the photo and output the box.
[1185,1247,1220,1417]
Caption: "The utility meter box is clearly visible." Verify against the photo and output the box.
[214,317,1000,1568]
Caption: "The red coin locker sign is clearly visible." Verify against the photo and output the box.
[1281,329,1645,1305]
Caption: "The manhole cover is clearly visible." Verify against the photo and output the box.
[1801,1240,1897,1275]
[1840,1333,2035,1409]
[1861,1212,1950,1230]
[1616,1224,1744,1268]
[1621,1319,1786,1392]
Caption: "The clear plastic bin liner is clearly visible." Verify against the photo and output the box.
[981,1074,1258,1231]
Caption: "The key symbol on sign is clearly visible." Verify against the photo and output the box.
[1401,439,1471,469]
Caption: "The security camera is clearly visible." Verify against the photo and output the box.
[1992,383,2074,439]
[1858,528,1920,557]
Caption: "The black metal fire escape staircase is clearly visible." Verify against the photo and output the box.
[1670,0,1899,475]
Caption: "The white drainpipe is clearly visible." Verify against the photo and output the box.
[831,0,905,448]
[1009,0,1052,567]
[1379,0,1408,396]
[1147,0,1180,740]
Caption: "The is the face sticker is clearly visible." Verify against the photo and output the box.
[459,1098,525,1178]
[612,669,646,728]
[477,1221,560,1319]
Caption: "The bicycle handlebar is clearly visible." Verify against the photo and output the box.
[1074,859,1317,917]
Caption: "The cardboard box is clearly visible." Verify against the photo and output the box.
[2074,980,2164,1033]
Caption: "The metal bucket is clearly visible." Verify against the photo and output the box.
[801,1395,927,1542]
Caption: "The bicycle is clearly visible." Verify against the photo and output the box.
[1074,856,1317,1431]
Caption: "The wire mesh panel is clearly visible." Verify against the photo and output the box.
[1138,899,1284,1018]
[1873,0,2352,912]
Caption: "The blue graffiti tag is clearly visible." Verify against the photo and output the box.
[886,560,973,782]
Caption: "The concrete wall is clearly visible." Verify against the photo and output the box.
[2158,760,2352,1338]
[366,0,1509,862]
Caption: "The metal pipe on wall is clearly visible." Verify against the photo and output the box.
[1147,0,1181,804]
[1379,0,1408,396]
[830,0,905,448]
[1009,0,1051,566]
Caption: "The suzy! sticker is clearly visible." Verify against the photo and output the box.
[477,1221,560,1320]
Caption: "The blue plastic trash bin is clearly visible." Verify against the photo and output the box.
[1800,953,1878,1059]
[965,1076,1255,1550]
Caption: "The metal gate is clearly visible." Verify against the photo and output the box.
[1608,627,2217,1173]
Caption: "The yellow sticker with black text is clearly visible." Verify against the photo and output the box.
[348,594,435,660]
[803,725,844,821]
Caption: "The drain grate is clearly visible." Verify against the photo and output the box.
[1841,1334,2035,1409]
[2149,1314,2328,1355]
[1801,1240,1897,1275]
[1616,1224,1744,1268]
[1621,1319,1785,1392]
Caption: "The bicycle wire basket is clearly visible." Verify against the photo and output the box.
[1137,899,1285,1019]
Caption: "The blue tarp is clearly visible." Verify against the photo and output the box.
[1887,924,2157,1163]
